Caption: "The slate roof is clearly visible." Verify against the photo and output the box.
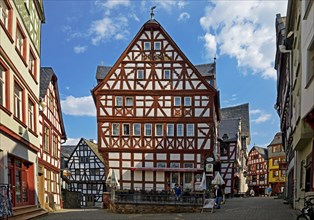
[84,139,105,165]
[252,146,268,160]
[218,118,241,142]
[220,103,250,140]
[40,67,67,140]
[95,63,216,85]
[60,145,76,158]
[268,132,283,146]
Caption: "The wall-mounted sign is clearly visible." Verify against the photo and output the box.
[206,157,214,163]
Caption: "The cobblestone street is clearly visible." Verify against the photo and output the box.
[38,197,299,220]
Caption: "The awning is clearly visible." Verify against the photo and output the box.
[130,167,203,172]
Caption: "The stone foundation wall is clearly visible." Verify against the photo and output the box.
[110,202,201,213]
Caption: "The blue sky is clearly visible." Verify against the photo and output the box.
[40,0,287,149]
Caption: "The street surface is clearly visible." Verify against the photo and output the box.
[38,197,299,220]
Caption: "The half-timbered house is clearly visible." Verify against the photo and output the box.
[246,146,268,196]
[219,103,250,196]
[38,67,67,210]
[92,18,220,192]
[66,138,106,207]
[267,132,285,195]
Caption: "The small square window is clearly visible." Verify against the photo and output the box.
[145,124,152,136]
[123,124,130,135]
[137,70,144,79]
[112,123,120,135]
[184,97,191,106]
[126,97,134,106]
[155,124,163,136]
[164,69,171,79]
[174,97,181,106]
[116,96,123,106]
[133,123,141,136]
[154,42,161,50]
[144,42,151,50]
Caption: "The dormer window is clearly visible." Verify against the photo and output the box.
[144,42,151,51]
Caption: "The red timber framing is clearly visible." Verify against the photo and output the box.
[92,19,220,192]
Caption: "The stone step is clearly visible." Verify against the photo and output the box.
[8,205,48,220]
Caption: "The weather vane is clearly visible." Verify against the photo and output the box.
[150,6,156,20]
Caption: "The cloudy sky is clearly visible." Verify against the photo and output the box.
[41,0,288,148]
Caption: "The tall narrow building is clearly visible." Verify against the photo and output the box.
[0,0,45,208]
[92,18,220,191]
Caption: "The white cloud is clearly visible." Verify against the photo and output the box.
[202,32,217,60]
[252,113,271,124]
[89,16,129,45]
[61,95,96,117]
[62,137,80,146]
[178,12,190,22]
[73,45,88,54]
[250,109,262,114]
[199,0,287,80]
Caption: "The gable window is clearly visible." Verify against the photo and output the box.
[177,124,183,137]
[125,97,133,106]
[145,124,152,136]
[44,126,50,152]
[112,123,120,136]
[137,69,144,80]
[184,97,191,106]
[164,69,171,79]
[154,42,161,50]
[167,124,174,136]
[144,42,151,50]
[28,99,35,131]
[155,124,163,136]
[186,124,194,137]
[16,25,26,60]
[0,65,6,107]
[115,96,123,107]
[174,97,181,107]
[14,83,23,121]
[123,123,130,135]
[133,123,141,136]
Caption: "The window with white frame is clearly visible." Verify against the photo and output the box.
[29,50,36,77]
[16,26,25,58]
[154,42,161,50]
[133,123,141,136]
[0,65,6,106]
[112,123,120,135]
[123,124,130,135]
[125,97,134,106]
[167,124,174,136]
[184,97,191,106]
[177,124,183,137]
[137,69,144,79]
[44,126,50,152]
[52,134,58,157]
[28,99,34,131]
[174,97,181,107]
[115,96,123,106]
[144,42,151,50]
[14,83,23,121]
[186,124,194,137]
[145,124,152,136]
[155,124,163,136]
[164,69,171,79]
[0,0,9,30]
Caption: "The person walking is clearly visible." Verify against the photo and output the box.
[174,183,182,201]
[214,185,223,209]
[266,185,272,197]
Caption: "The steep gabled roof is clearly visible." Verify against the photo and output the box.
[40,67,67,140]
[250,146,268,160]
[60,145,76,158]
[92,18,218,96]
[218,118,241,142]
[220,103,250,142]
[268,132,283,146]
